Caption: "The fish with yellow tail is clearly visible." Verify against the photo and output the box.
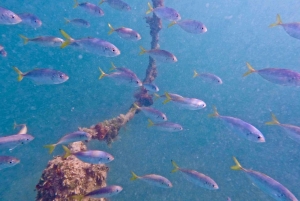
[19,35,64,46]
[100,0,131,12]
[64,18,90,28]
[44,131,91,154]
[63,146,114,164]
[169,20,207,34]
[270,14,300,40]
[73,0,104,16]
[13,121,27,134]
[209,106,265,142]
[133,103,167,122]
[266,113,300,144]
[130,171,172,188]
[244,63,300,86]
[71,185,123,200]
[193,70,223,85]
[148,119,183,132]
[139,46,177,63]
[59,29,120,57]
[231,157,298,201]
[108,23,141,41]
[146,2,180,22]
[163,92,206,110]
[171,160,219,190]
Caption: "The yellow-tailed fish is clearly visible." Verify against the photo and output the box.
[71,185,122,200]
[169,20,207,34]
[193,70,223,85]
[130,171,172,188]
[139,46,177,63]
[148,119,183,132]
[19,35,64,46]
[14,121,27,134]
[270,14,300,40]
[146,2,180,21]
[64,18,90,28]
[108,23,141,41]
[74,0,104,16]
[133,103,167,122]
[163,92,206,110]
[100,0,131,11]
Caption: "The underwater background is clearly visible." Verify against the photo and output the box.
[1,0,300,200]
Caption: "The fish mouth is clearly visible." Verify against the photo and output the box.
[203,26,208,33]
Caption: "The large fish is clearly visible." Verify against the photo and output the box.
[72,185,123,200]
[0,134,34,151]
[270,14,300,40]
[0,7,22,25]
[130,171,172,188]
[231,157,298,201]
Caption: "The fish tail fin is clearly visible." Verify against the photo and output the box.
[13,67,24,82]
[193,70,199,78]
[265,113,280,125]
[13,121,17,129]
[59,29,72,48]
[64,18,70,24]
[130,171,139,181]
[71,195,84,201]
[73,0,79,8]
[62,145,71,159]
[99,0,105,5]
[139,46,147,55]
[153,93,160,100]
[147,119,154,127]
[231,156,243,171]
[168,21,177,28]
[43,144,56,154]
[171,160,179,173]
[243,62,256,77]
[163,92,172,104]
[98,67,107,79]
[146,2,153,14]
[269,14,282,27]
[208,106,219,117]
[19,34,29,45]
[108,23,115,35]
[133,103,140,110]
[110,62,117,71]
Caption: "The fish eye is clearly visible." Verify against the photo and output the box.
[107,157,110,160]
[112,49,115,52]
[257,136,261,139]
[9,161,13,164]
[11,15,15,19]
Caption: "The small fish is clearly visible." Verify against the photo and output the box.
[109,62,136,75]
[13,67,69,85]
[13,121,27,134]
[193,70,223,85]
[130,171,172,188]
[63,145,114,164]
[74,0,104,16]
[0,134,34,151]
[0,156,20,170]
[163,92,206,110]
[60,29,120,57]
[100,0,131,11]
[171,160,219,190]
[266,113,300,144]
[156,92,184,100]
[108,24,141,41]
[0,7,22,25]
[148,119,183,132]
[72,185,123,200]
[143,83,159,92]
[169,20,207,34]
[209,106,265,143]
[99,68,142,87]
[19,35,64,47]
[18,13,42,28]
[0,45,7,57]
[133,103,167,122]
[146,2,180,22]
[270,14,300,40]
[64,18,90,28]
[139,46,177,63]
[244,63,300,86]
[231,157,298,201]
[44,131,92,154]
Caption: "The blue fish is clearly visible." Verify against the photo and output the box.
[270,14,300,40]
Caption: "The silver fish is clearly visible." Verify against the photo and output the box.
[131,171,172,188]
[74,0,104,16]
[193,70,223,85]
[19,35,64,47]
[266,113,300,144]
[148,119,183,132]
[44,131,92,154]
[64,18,90,27]
[143,83,159,92]
[146,3,180,21]
[171,160,219,190]
[169,20,207,34]
[13,67,69,85]
[231,157,298,201]
[0,156,20,170]
[60,29,120,57]
[0,45,7,57]
[13,122,27,135]
[140,46,177,63]
[244,63,300,87]
[99,68,142,87]
[163,93,206,110]
[109,62,136,76]
[18,13,42,28]
[72,185,123,200]
[108,24,141,41]
[63,146,114,164]
[0,7,22,25]
[100,0,131,11]
[270,14,300,40]
[134,103,167,122]
[209,107,265,143]
[0,134,34,151]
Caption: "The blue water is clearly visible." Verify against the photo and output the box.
[1,0,300,200]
